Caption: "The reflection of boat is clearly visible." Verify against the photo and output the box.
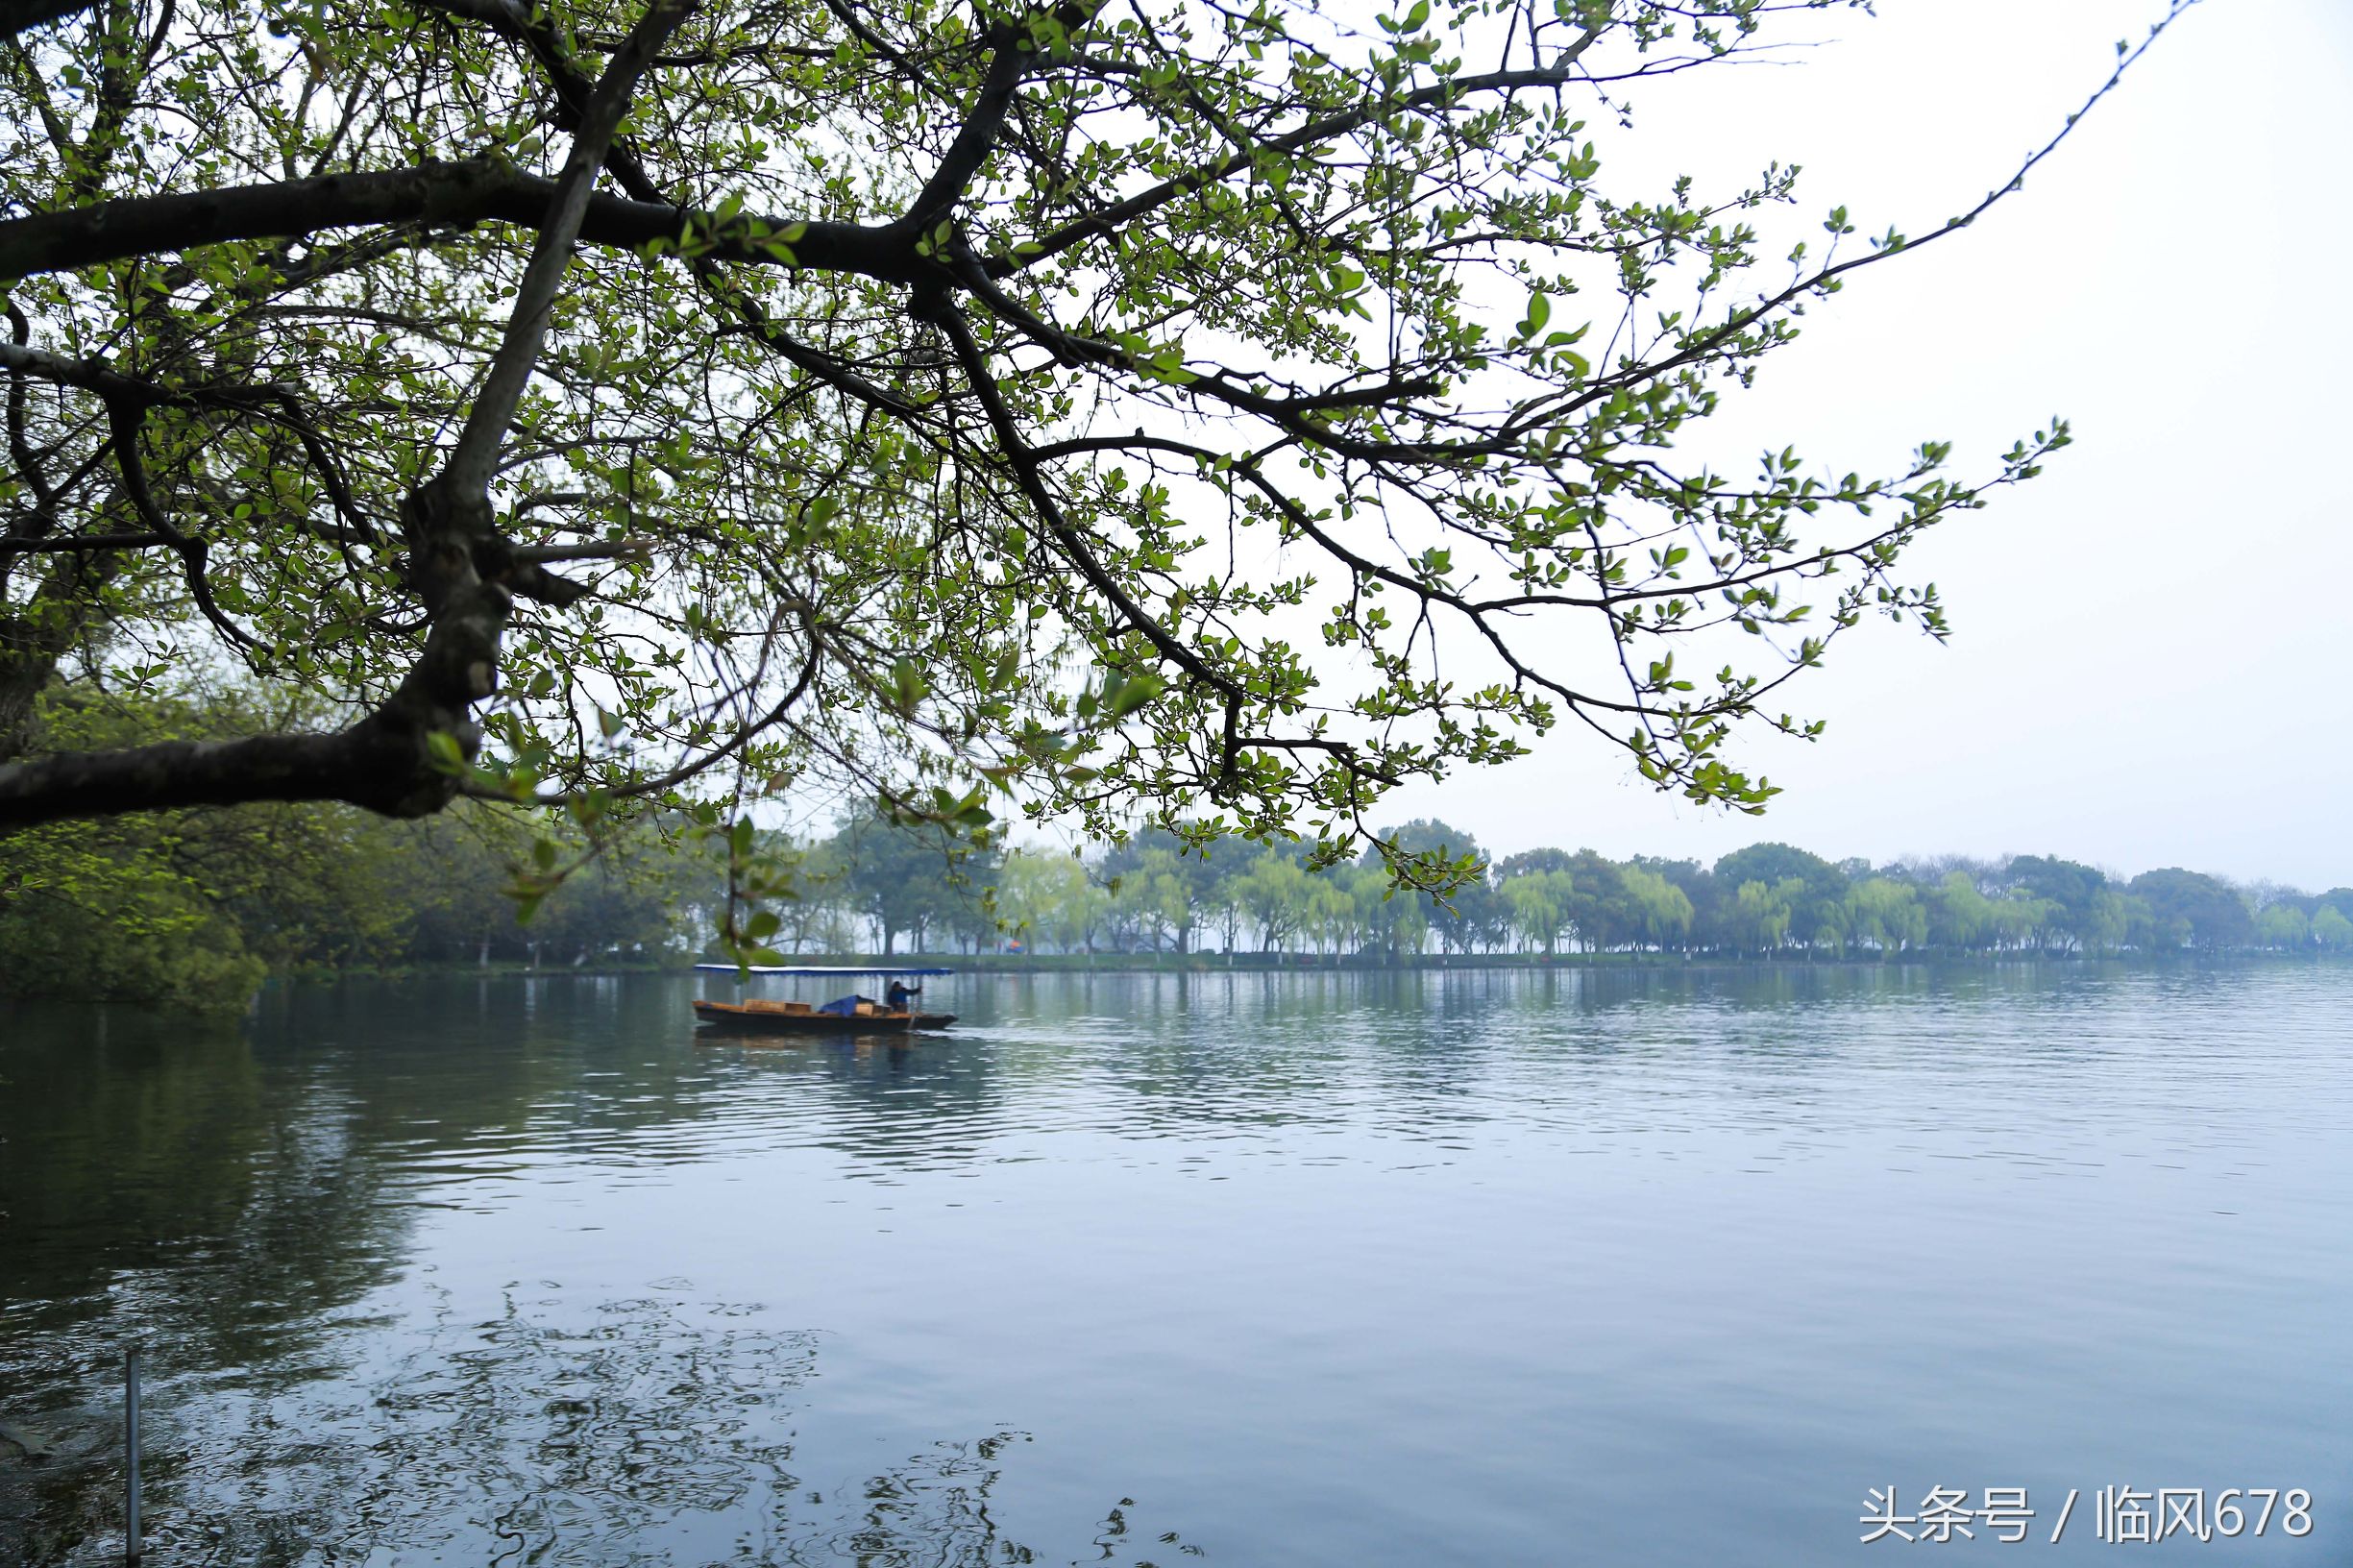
[692,999,958,1035]
[690,964,959,1038]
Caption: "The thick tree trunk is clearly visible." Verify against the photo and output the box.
[0,549,118,764]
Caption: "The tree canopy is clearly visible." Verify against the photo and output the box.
[0,0,2188,889]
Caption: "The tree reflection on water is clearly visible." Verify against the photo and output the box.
[0,989,1201,1565]
[9,1286,1193,1565]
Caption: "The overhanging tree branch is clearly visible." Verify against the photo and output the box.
[0,0,96,42]
[0,0,701,826]
[0,159,918,284]
[0,0,2194,855]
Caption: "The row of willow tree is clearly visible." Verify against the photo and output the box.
[821,821,2353,965]
[7,760,2350,1014]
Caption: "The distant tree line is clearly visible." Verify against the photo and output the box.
[792,820,2353,966]
[9,708,2350,1015]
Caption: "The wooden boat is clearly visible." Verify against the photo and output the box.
[692,997,958,1035]
[691,964,957,1036]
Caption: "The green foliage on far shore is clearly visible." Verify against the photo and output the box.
[0,693,710,1012]
[6,701,2344,1017]
[719,818,2350,970]
[0,798,708,1013]
[944,825,2353,968]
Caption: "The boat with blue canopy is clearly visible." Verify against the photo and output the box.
[691,965,956,977]
[690,964,958,1036]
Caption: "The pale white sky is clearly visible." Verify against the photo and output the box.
[1373,0,2353,891]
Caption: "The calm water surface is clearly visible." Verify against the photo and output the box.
[2,966,2346,1564]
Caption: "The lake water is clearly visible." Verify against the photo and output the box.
[2,965,2346,1565]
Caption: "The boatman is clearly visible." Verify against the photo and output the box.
[886,977,921,1013]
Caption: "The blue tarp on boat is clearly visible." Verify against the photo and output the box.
[693,964,956,977]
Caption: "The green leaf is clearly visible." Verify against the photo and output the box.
[1516,290,1552,341]
[890,657,928,713]
[1108,671,1164,717]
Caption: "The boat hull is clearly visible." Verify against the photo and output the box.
[692,1000,957,1035]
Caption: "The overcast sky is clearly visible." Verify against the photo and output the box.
[1366,0,2353,891]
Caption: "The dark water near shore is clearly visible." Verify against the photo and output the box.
[2,966,2346,1565]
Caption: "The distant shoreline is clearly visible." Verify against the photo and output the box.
[699,951,2353,975]
[257,948,2351,984]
